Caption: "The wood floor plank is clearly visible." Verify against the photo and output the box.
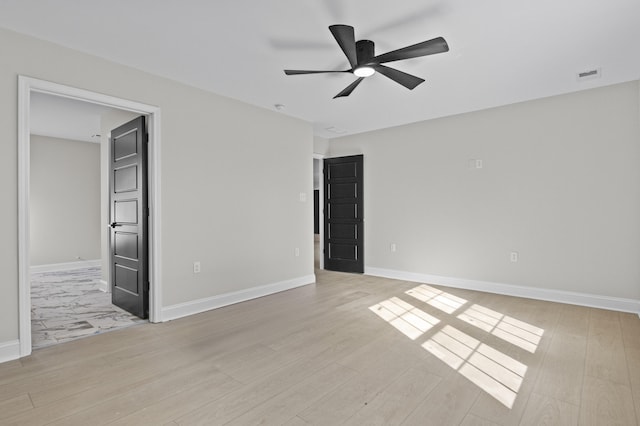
[173,345,343,425]
[0,393,33,421]
[342,366,442,425]
[107,372,243,425]
[579,375,637,425]
[459,414,500,426]
[619,312,640,350]
[532,331,586,405]
[518,392,579,426]
[297,365,410,424]
[584,309,630,385]
[1,267,635,424]
[2,343,217,425]
[225,362,357,425]
[46,362,236,425]
[400,373,481,426]
[296,334,437,424]
[0,359,24,382]
[282,415,311,425]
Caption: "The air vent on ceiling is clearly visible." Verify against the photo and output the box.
[576,68,601,82]
[325,126,347,134]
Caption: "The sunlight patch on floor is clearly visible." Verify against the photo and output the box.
[422,325,526,408]
[369,297,440,340]
[405,284,467,314]
[369,286,544,409]
[457,304,544,353]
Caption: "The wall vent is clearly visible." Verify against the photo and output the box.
[576,68,601,81]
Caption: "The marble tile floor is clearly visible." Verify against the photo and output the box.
[31,266,146,349]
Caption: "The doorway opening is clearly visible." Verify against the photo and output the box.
[18,76,163,358]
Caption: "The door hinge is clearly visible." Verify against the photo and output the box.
[144,281,150,291]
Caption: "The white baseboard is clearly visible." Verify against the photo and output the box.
[161,274,316,322]
[30,259,101,273]
[0,340,20,364]
[366,267,640,314]
[98,280,109,293]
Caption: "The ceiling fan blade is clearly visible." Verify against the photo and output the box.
[333,77,365,98]
[372,65,425,90]
[329,25,358,68]
[373,37,449,64]
[284,69,350,75]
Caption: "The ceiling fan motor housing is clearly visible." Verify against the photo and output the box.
[355,40,375,67]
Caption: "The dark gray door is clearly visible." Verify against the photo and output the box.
[109,116,148,319]
[324,155,364,273]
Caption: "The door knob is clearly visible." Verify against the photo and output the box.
[110,222,120,228]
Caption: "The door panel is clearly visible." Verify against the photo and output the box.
[329,223,357,239]
[110,116,148,319]
[114,200,138,223]
[115,264,139,293]
[329,182,357,199]
[324,155,364,273]
[114,165,138,192]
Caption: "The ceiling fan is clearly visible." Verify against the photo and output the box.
[284,25,449,99]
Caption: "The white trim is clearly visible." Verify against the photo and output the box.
[18,77,31,359]
[18,76,163,359]
[313,153,325,270]
[147,110,162,323]
[162,275,316,322]
[0,340,21,364]
[30,259,101,274]
[366,267,640,314]
[98,280,109,293]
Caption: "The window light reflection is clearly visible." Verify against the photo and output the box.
[369,297,440,340]
[405,284,467,314]
[457,304,544,353]
[369,287,545,409]
[422,325,527,408]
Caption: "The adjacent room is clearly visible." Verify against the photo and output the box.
[29,92,147,348]
[0,1,639,424]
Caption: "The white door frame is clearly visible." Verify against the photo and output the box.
[18,76,163,357]
[313,153,325,270]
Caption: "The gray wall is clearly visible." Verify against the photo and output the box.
[0,27,314,345]
[29,135,100,266]
[327,81,640,300]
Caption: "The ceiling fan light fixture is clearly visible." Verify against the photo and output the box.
[354,66,375,77]
[283,25,449,98]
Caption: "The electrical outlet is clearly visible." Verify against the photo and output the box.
[295,247,300,257]
[510,252,518,263]
[193,261,201,273]
[299,192,307,202]
[390,243,397,252]
[468,159,483,169]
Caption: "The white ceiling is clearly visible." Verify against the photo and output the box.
[30,92,114,143]
[2,0,639,139]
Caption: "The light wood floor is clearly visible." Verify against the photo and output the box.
[1,268,639,425]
